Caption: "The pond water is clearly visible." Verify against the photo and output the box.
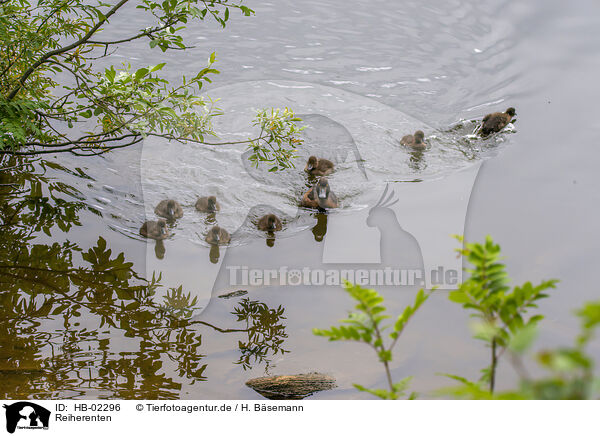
[2,0,600,399]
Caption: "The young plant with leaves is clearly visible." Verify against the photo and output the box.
[313,281,432,399]
[0,0,302,167]
[447,235,558,393]
[442,299,600,400]
[516,300,600,399]
[247,108,304,172]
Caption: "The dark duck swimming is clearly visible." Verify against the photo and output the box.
[480,107,516,136]
[400,130,426,150]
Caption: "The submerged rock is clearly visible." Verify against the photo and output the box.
[217,290,248,299]
[246,372,336,400]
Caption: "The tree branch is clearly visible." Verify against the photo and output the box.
[7,0,130,101]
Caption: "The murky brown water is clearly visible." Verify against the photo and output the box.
[2,0,600,399]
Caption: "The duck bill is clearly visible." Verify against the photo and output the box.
[318,189,327,199]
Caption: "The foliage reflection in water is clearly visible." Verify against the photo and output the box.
[0,156,288,399]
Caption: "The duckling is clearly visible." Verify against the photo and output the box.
[195,195,220,213]
[301,177,339,209]
[154,199,183,219]
[305,156,334,176]
[257,214,283,232]
[140,219,169,240]
[480,107,516,136]
[400,130,426,150]
[205,225,231,245]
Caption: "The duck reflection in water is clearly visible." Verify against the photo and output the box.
[203,212,217,226]
[154,239,166,259]
[312,212,328,242]
[209,244,221,263]
[408,148,427,172]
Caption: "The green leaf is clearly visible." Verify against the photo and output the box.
[105,66,116,83]
[508,324,538,354]
[150,63,167,72]
[448,290,470,304]
[135,67,149,80]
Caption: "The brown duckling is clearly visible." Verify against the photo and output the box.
[195,195,220,213]
[400,130,426,149]
[480,107,516,136]
[205,225,231,245]
[154,199,183,219]
[140,219,169,240]
[305,156,334,176]
[301,177,339,209]
[257,214,283,232]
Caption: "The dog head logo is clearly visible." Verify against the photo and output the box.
[3,402,50,434]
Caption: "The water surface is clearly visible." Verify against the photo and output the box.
[2,0,600,399]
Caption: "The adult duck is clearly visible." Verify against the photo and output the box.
[301,177,339,209]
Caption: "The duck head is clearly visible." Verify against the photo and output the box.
[316,177,331,200]
[414,130,425,144]
[158,219,168,235]
[209,225,222,243]
[207,196,218,212]
[266,214,279,231]
[166,199,176,218]
[305,156,318,172]
[505,107,516,117]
